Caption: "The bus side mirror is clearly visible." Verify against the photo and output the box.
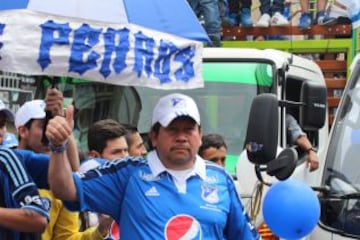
[300,81,327,130]
[245,93,278,165]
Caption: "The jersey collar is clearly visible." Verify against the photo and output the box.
[147,150,206,180]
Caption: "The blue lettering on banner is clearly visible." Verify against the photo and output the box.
[38,20,71,70]
[100,27,130,78]
[133,31,155,78]
[174,46,196,82]
[69,24,102,75]
[0,23,5,61]
[154,40,178,84]
[37,21,196,84]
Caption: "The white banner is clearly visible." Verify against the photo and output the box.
[0,10,204,89]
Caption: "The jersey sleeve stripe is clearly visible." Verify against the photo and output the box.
[0,148,29,186]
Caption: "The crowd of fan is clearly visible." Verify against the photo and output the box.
[187,0,350,47]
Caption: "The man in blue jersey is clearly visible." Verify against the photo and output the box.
[46,93,261,239]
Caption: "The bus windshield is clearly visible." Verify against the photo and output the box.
[36,61,275,176]
[320,70,360,237]
[135,62,274,175]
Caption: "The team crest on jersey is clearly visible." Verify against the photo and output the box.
[164,214,202,240]
[201,185,219,204]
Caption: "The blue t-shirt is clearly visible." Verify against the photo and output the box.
[66,151,260,240]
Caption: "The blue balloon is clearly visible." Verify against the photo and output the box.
[263,178,320,239]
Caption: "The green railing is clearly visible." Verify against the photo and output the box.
[222,25,359,76]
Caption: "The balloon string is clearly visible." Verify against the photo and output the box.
[250,181,263,221]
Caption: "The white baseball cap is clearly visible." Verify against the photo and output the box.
[0,100,15,122]
[152,93,200,127]
[15,99,46,129]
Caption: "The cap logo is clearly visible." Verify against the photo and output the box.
[40,101,46,109]
[171,97,185,108]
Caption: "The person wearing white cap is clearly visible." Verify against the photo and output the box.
[46,93,261,240]
[0,96,53,240]
[15,99,49,153]
[14,88,108,240]
[0,99,15,145]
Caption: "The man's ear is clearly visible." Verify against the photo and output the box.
[148,130,157,148]
[198,126,202,146]
[17,126,27,139]
[88,150,101,158]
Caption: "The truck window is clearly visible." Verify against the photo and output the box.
[285,77,319,153]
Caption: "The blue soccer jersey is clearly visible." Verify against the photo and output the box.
[0,147,49,240]
[65,151,260,240]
